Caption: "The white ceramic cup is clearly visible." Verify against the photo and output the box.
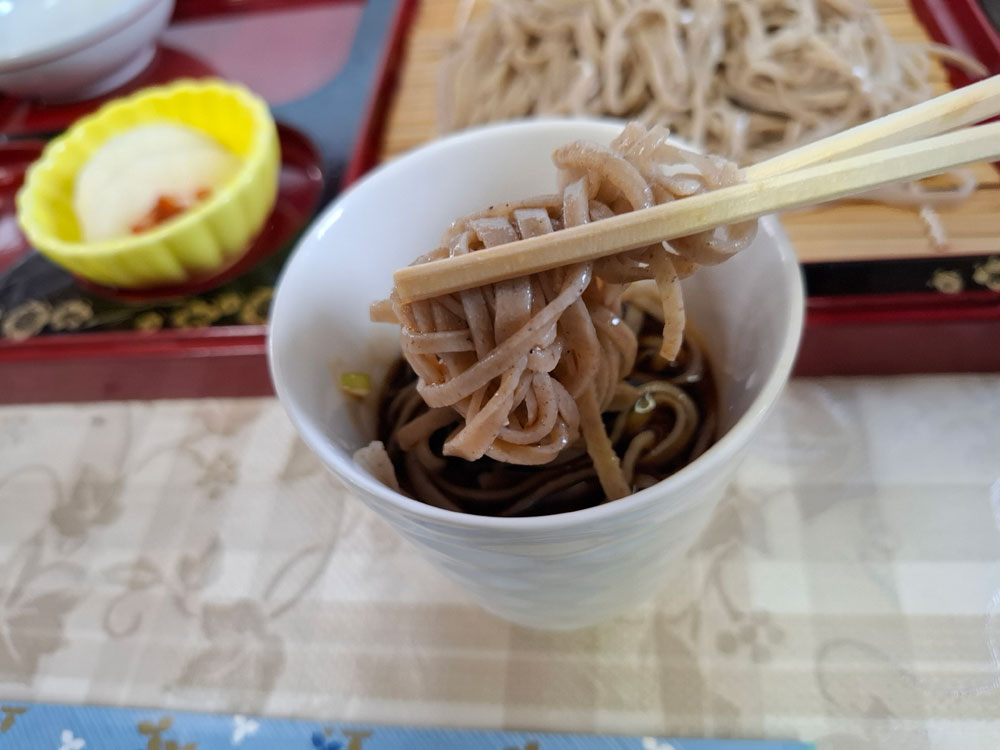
[269,119,804,630]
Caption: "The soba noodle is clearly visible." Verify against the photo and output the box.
[438,0,987,165]
[358,123,754,514]
[368,316,716,516]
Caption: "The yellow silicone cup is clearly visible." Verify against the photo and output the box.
[16,79,280,289]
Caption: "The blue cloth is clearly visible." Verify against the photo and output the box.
[0,702,811,750]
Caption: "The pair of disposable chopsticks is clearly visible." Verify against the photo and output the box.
[391,75,1000,304]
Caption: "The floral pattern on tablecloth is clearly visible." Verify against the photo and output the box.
[0,376,999,750]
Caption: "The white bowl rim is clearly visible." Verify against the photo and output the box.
[269,117,805,532]
[0,0,166,72]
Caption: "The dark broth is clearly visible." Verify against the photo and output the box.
[376,309,718,517]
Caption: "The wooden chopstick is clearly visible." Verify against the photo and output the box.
[393,119,1000,303]
[745,75,1000,181]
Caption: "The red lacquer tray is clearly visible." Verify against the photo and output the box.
[910,0,1000,83]
[793,0,1000,376]
[0,0,418,404]
[1,0,997,403]
[796,291,1000,376]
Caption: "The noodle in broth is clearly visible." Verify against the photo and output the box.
[374,311,716,516]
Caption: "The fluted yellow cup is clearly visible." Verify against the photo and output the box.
[17,79,279,289]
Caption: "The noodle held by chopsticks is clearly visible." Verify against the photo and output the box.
[368,123,754,502]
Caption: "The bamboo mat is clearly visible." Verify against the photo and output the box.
[378,0,1000,264]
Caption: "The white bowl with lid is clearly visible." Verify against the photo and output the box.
[0,0,175,102]
[269,119,805,629]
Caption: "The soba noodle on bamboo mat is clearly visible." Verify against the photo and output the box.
[381,0,1000,264]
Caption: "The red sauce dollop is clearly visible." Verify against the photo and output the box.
[130,188,212,234]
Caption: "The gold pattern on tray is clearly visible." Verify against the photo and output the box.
[1,298,94,339]
[380,0,1000,264]
[973,255,1000,290]
[239,287,273,325]
[928,268,965,294]
[49,300,94,332]
[0,285,276,340]
[2,300,52,341]
[171,300,223,329]
[213,292,243,316]
[134,311,165,332]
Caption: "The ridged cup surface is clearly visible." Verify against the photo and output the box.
[17,79,279,289]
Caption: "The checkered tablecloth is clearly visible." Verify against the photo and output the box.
[1,375,998,749]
